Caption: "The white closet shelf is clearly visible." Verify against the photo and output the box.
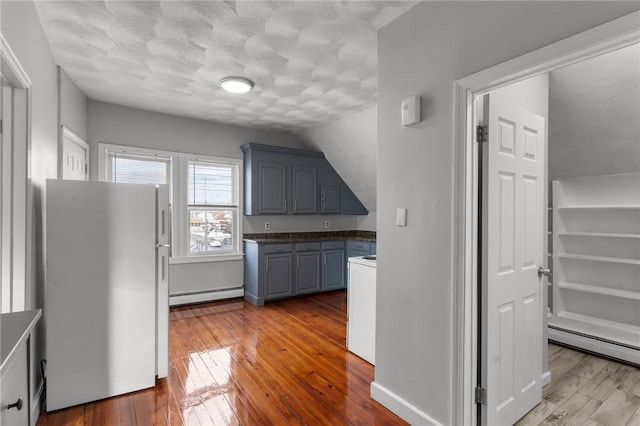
[558,232,640,239]
[558,205,640,211]
[558,253,640,265]
[558,281,640,301]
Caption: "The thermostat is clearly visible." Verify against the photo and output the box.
[402,96,421,126]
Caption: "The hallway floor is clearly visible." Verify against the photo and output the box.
[516,343,640,426]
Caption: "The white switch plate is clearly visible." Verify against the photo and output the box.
[265,222,270,230]
[396,208,407,226]
[324,220,330,228]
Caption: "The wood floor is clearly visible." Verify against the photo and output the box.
[36,290,407,425]
[517,342,640,426]
[35,290,640,426]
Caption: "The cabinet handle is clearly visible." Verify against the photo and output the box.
[295,199,297,211]
[284,199,287,211]
[8,398,23,411]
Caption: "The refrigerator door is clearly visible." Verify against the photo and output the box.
[46,180,157,411]
[155,184,169,378]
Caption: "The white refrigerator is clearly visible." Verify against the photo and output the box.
[45,180,169,411]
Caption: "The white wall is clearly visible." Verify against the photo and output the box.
[549,43,640,179]
[1,0,86,420]
[59,67,88,141]
[375,2,640,424]
[298,105,378,217]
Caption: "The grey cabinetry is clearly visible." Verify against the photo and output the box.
[241,143,367,216]
[346,240,374,258]
[320,186,340,214]
[322,241,346,290]
[292,166,317,214]
[294,242,321,294]
[258,162,287,214]
[264,244,294,300]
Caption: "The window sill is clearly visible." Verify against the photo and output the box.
[170,254,244,265]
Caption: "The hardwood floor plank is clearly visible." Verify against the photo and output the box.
[568,356,610,380]
[543,373,588,405]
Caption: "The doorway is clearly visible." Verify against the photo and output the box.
[451,11,640,426]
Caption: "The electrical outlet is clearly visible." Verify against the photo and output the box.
[324,220,330,228]
[265,222,270,230]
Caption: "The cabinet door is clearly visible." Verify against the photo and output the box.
[346,240,372,258]
[0,340,29,426]
[323,249,346,290]
[292,166,317,214]
[265,254,293,299]
[259,162,287,214]
[320,186,340,214]
[295,251,321,294]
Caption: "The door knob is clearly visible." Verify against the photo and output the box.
[8,398,23,411]
[538,267,552,278]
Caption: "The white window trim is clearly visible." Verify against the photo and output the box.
[98,143,243,263]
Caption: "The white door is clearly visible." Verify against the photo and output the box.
[62,127,89,180]
[481,93,545,425]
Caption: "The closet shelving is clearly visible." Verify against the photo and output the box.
[549,173,640,364]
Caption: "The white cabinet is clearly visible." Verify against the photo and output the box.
[549,173,640,363]
[347,257,377,365]
[1,309,41,426]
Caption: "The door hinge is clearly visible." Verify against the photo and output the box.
[475,387,487,406]
[476,125,488,143]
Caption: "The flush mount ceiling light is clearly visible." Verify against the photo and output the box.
[220,76,254,94]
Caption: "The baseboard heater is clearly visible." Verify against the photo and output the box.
[169,287,244,306]
[548,325,640,365]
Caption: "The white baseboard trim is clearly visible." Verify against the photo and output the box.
[370,381,443,426]
[31,381,44,426]
[169,288,244,306]
[542,371,552,387]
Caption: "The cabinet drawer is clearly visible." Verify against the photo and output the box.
[322,240,344,250]
[265,243,293,254]
[295,242,321,252]
[1,340,29,425]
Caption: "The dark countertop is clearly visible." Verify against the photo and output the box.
[244,230,376,244]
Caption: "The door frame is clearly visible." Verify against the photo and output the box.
[450,11,640,426]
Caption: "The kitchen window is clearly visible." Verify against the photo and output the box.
[99,143,243,262]
[186,159,239,256]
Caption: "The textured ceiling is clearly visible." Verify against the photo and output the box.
[36,1,415,131]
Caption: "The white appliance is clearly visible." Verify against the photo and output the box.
[45,180,169,411]
[347,255,377,365]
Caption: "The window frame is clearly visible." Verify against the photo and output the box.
[99,143,243,263]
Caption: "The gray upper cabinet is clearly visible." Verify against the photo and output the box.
[320,186,340,214]
[241,143,367,216]
[258,162,287,214]
[292,166,317,214]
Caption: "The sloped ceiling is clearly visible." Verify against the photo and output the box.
[35,0,415,131]
[549,43,640,179]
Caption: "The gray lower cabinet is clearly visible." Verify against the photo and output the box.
[294,242,321,294]
[264,245,294,300]
[322,241,346,290]
[346,240,375,258]
[245,239,357,305]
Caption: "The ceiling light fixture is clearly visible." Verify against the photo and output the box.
[220,76,254,94]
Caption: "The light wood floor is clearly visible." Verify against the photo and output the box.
[36,290,407,425]
[517,342,640,426]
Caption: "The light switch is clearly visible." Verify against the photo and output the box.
[396,208,407,226]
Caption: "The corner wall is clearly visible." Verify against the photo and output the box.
[375,2,640,424]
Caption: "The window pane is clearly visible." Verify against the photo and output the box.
[189,209,234,253]
[188,162,233,205]
[111,156,167,185]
